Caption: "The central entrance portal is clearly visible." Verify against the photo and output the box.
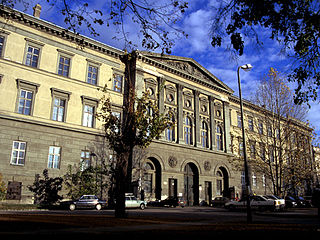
[184,163,199,206]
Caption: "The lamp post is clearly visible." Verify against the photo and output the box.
[237,64,253,223]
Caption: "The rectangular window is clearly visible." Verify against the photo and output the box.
[0,36,4,57]
[237,114,242,128]
[248,118,254,131]
[113,74,123,92]
[83,105,94,127]
[48,146,61,169]
[80,150,91,171]
[258,122,263,134]
[18,89,33,115]
[25,45,40,68]
[10,141,26,165]
[87,65,98,85]
[52,97,66,121]
[58,55,70,77]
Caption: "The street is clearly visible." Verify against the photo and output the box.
[0,207,319,238]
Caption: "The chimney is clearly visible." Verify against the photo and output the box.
[33,4,42,18]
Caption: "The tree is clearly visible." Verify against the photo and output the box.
[63,163,109,200]
[96,51,172,217]
[28,169,63,206]
[0,173,6,200]
[247,68,313,196]
[0,0,188,54]
[210,0,320,105]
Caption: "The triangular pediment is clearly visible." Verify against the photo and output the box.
[139,51,234,94]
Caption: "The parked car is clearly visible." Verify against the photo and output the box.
[60,195,107,211]
[225,195,282,211]
[285,196,298,208]
[211,197,230,207]
[125,193,147,210]
[264,195,286,210]
[160,196,186,207]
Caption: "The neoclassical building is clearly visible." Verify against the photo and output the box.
[0,5,314,204]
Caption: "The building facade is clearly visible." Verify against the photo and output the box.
[0,5,314,204]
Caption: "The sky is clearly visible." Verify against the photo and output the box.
[14,0,320,142]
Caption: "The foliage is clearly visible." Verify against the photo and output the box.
[96,52,173,217]
[0,173,6,200]
[28,169,63,206]
[211,0,320,104]
[0,0,188,54]
[64,158,110,200]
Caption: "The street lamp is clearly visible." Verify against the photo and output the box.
[237,63,253,223]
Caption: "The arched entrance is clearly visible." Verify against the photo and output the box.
[184,163,199,206]
[142,157,161,200]
[216,166,229,197]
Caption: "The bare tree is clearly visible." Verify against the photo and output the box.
[0,0,188,54]
[249,68,313,196]
[230,68,314,197]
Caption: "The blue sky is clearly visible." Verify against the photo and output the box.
[16,0,320,142]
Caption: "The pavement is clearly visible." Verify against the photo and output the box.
[0,207,319,238]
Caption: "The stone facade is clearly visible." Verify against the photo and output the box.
[0,5,314,205]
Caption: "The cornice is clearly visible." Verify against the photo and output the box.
[0,5,123,59]
[137,51,234,96]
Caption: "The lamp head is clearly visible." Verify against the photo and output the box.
[240,64,253,72]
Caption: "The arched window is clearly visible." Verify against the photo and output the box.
[216,125,223,151]
[201,121,209,148]
[184,116,192,145]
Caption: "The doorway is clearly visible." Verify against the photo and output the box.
[184,163,199,206]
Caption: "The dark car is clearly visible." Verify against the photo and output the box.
[60,195,107,211]
[160,196,186,207]
[285,196,297,208]
[211,197,230,207]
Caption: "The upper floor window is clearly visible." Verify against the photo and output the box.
[51,88,71,122]
[58,55,70,77]
[184,116,192,145]
[201,121,209,148]
[52,97,66,122]
[216,125,223,151]
[10,141,26,165]
[165,114,175,142]
[87,65,98,85]
[25,46,40,67]
[18,89,33,115]
[15,79,40,116]
[24,39,44,68]
[248,118,254,131]
[113,74,123,93]
[83,105,94,127]
[237,114,242,128]
[0,36,5,57]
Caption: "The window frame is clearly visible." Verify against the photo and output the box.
[57,50,74,78]
[81,96,98,128]
[10,141,27,166]
[0,31,10,58]
[86,59,101,85]
[15,79,40,116]
[50,88,71,122]
[112,73,123,93]
[184,116,193,145]
[48,146,61,169]
[23,38,44,68]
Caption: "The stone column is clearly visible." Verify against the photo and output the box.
[209,96,216,150]
[177,84,184,143]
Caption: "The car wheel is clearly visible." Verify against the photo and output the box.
[96,204,102,210]
[69,204,76,211]
[140,204,145,210]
